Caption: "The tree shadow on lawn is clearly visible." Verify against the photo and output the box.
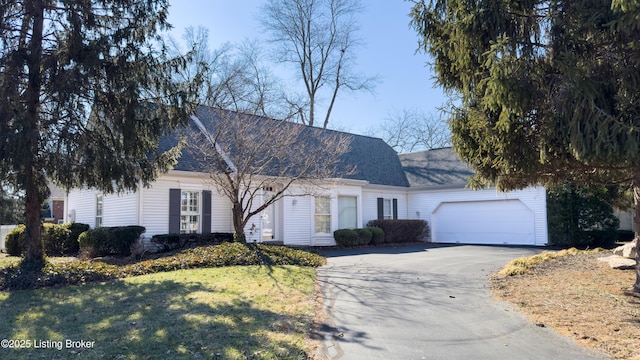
[0,277,310,359]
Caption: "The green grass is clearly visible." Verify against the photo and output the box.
[0,243,326,290]
[0,266,317,359]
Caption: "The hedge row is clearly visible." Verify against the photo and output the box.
[151,232,235,252]
[78,226,146,258]
[5,223,90,256]
[366,220,429,243]
[334,227,385,247]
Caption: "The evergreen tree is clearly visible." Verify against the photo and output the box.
[411,0,640,291]
[0,183,24,224]
[547,183,620,248]
[0,0,199,268]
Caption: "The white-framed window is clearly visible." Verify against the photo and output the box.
[95,194,103,228]
[180,191,200,234]
[338,196,357,229]
[314,196,331,234]
[383,199,393,220]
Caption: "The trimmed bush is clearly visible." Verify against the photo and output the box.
[109,226,146,255]
[78,227,111,258]
[5,225,25,256]
[333,229,359,247]
[66,223,90,253]
[5,223,90,257]
[368,227,385,244]
[354,228,373,245]
[366,220,429,243]
[42,223,71,256]
[151,232,234,252]
[78,226,145,258]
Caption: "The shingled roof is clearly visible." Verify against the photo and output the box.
[161,106,409,187]
[398,147,474,188]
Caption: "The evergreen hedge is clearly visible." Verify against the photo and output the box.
[366,220,429,243]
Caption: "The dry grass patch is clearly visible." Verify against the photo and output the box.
[492,250,640,359]
[498,247,606,276]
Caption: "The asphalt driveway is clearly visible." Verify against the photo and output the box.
[315,244,610,360]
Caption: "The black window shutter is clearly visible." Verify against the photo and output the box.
[202,190,212,234]
[392,198,398,220]
[169,188,181,234]
[377,198,384,220]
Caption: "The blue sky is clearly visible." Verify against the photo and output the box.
[166,0,448,135]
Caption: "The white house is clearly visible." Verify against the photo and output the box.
[65,106,547,248]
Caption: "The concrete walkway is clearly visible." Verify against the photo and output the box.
[315,244,610,360]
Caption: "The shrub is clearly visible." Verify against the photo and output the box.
[42,223,71,256]
[547,183,620,249]
[366,220,429,243]
[66,223,90,253]
[5,223,89,257]
[333,229,359,247]
[78,226,145,258]
[151,232,234,252]
[354,228,373,245]
[617,230,635,242]
[78,227,111,258]
[368,227,385,244]
[5,225,25,256]
[108,226,146,256]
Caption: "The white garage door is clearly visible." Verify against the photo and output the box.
[431,200,535,245]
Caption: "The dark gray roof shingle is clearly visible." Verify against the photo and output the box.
[161,106,409,187]
[399,147,474,188]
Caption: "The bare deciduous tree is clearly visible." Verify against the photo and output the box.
[185,109,353,241]
[169,26,303,119]
[260,0,378,128]
[377,108,451,153]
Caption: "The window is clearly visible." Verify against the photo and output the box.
[377,197,398,220]
[96,195,103,228]
[314,196,331,234]
[383,199,392,220]
[338,196,357,229]
[180,191,200,234]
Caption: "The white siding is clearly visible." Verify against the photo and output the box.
[283,195,313,246]
[362,189,408,225]
[408,186,547,246]
[66,188,100,227]
[211,190,233,233]
[102,192,137,227]
[141,178,180,236]
[67,189,137,228]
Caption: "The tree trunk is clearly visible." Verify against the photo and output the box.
[22,0,45,270]
[232,202,247,242]
[23,173,44,269]
[633,178,640,292]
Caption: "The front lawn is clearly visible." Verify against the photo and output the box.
[0,265,318,359]
[0,242,326,290]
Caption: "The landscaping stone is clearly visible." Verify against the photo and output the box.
[613,240,637,259]
[597,255,636,270]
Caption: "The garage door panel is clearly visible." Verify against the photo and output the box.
[432,200,535,245]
